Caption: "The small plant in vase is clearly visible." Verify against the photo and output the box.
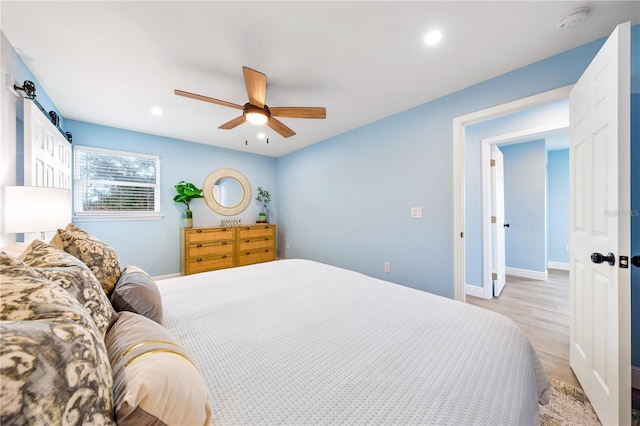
[173,181,203,228]
[255,187,271,223]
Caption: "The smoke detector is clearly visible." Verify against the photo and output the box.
[557,7,590,31]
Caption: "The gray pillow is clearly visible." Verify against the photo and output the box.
[111,266,163,324]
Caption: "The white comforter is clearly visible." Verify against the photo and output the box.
[157,259,549,425]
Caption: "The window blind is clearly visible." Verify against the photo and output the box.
[74,146,160,216]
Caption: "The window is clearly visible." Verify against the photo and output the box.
[74,146,161,220]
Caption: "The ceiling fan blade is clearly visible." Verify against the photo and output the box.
[242,66,266,108]
[174,89,244,110]
[267,117,296,138]
[270,107,326,119]
[218,115,247,130]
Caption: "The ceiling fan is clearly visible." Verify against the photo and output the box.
[174,66,326,138]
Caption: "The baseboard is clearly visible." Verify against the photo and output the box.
[633,365,640,390]
[505,267,548,281]
[152,272,182,281]
[547,261,570,271]
[465,284,489,299]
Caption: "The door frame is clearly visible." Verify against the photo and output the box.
[452,84,573,302]
[474,122,569,299]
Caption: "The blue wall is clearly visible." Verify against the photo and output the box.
[547,149,570,264]
[64,120,278,276]
[501,140,547,272]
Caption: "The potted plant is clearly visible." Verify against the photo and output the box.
[255,186,271,223]
[174,181,203,228]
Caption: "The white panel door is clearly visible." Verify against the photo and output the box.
[23,99,72,241]
[23,99,71,189]
[491,145,506,297]
[569,22,630,426]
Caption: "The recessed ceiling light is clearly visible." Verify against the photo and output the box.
[257,133,266,139]
[424,30,442,46]
[151,107,162,115]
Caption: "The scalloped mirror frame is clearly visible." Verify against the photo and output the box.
[203,168,252,216]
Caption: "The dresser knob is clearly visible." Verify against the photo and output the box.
[196,229,202,233]
[245,239,250,242]
[222,255,227,259]
[196,258,202,262]
[196,244,202,247]
[221,241,227,245]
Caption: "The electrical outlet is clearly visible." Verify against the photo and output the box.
[411,207,423,219]
[384,262,391,273]
[286,242,290,249]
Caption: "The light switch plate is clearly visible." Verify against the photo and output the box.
[411,207,423,218]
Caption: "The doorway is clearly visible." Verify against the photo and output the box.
[460,96,570,300]
[460,94,576,389]
[481,124,570,298]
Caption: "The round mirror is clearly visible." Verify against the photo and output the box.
[203,168,252,216]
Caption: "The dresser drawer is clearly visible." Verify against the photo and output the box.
[238,236,275,251]
[237,247,275,266]
[237,225,274,239]
[185,228,234,243]
[186,240,234,258]
[185,254,234,274]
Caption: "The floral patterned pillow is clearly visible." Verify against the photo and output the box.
[54,223,122,295]
[21,240,118,336]
[0,253,115,425]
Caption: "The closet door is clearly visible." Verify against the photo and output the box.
[23,99,72,241]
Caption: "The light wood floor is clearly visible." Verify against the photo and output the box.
[466,269,581,388]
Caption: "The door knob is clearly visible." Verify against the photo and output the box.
[504,223,510,228]
[632,256,640,268]
[591,252,615,266]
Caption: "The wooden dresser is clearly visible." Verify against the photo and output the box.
[180,224,276,275]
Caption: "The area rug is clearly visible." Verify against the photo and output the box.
[540,378,640,426]
[540,378,600,425]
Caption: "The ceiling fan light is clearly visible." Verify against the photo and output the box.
[246,111,268,125]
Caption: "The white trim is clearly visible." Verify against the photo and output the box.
[547,261,570,271]
[465,283,490,299]
[73,213,164,222]
[632,366,640,390]
[152,272,182,281]
[505,266,548,281]
[452,85,573,302]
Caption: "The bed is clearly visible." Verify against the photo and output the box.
[157,259,550,425]
[1,229,549,425]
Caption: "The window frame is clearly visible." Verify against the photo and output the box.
[73,145,162,222]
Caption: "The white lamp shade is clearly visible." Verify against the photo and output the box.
[3,186,72,233]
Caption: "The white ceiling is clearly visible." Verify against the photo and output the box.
[2,1,638,157]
